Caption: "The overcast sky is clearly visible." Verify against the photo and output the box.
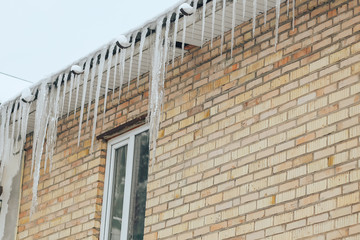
[0,0,180,103]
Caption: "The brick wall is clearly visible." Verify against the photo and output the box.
[17,0,360,239]
[145,0,360,239]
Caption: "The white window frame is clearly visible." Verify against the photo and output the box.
[100,124,149,240]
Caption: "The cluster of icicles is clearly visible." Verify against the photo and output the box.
[0,0,296,221]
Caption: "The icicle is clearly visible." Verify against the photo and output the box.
[292,0,296,30]
[67,73,74,116]
[118,48,127,102]
[181,14,187,62]
[15,101,22,150]
[201,0,207,47]
[252,0,257,37]
[0,105,6,166]
[60,73,68,115]
[10,101,18,156]
[231,0,237,57]
[20,98,31,148]
[127,32,137,90]
[275,0,281,48]
[287,0,290,16]
[162,13,172,79]
[30,81,50,215]
[220,0,226,55]
[45,86,56,172]
[137,28,148,87]
[86,56,98,126]
[90,48,107,152]
[242,0,246,19]
[264,0,268,24]
[149,17,165,168]
[74,70,82,117]
[172,8,180,66]
[0,103,11,178]
[112,46,119,100]
[191,0,199,38]
[77,58,91,146]
[211,0,217,48]
[103,44,115,124]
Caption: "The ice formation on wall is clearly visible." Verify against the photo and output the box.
[0,0,292,228]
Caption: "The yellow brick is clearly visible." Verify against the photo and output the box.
[335,214,357,228]
[329,88,350,103]
[337,192,359,207]
[315,199,336,214]
[307,117,327,132]
[265,51,283,66]
[310,57,329,72]
[328,130,348,145]
[219,228,236,239]
[291,65,309,80]
[271,75,290,89]
[330,47,350,64]
[307,180,327,194]
[328,109,349,124]
[253,82,271,97]
[290,84,310,99]
[180,116,194,128]
[294,206,314,220]
[167,106,181,119]
[172,223,188,234]
[236,222,254,235]
[235,91,252,104]
[247,59,264,73]
[276,190,295,203]
[195,109,210,122]
[307,137,327,152]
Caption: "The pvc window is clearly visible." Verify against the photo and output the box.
[100,125,149,240]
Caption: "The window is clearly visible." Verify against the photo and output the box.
[100,125,150,240]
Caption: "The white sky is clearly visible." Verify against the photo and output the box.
[0,0,180,103]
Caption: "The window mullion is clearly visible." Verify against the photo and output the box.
[120,135,135,240]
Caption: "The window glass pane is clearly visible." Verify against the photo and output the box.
[109,145,128,240]
[128,130,149,240]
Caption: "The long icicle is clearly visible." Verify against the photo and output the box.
[275,0,281,48]
[242,0,246,19]
[293,0,296,30]
[127,32,137,90]
[163,13,172,79]
[86,56,98,126]
[137,28,148,87]
[181,14,187,62]
[112,46,119,100]
[231,0,237,57]
[67,73,74,116]
[60,73,68,116]
[287,0,290,16]
[211,0,217,48]
[90,48,107,152]
[220,0,226,55]
[264,0,268,24]
[201,0,207,47]
[77,57,91,146]
[191,0,199,39]
[103,44,115,124]
[73,64,83,118]
[252,0,257,37]
[118,48,127,102]
[172,7,180,66]
[149,17,165,168]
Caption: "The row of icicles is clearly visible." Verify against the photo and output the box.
[0,0,295,216]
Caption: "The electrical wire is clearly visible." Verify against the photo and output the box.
[0,71,33,84]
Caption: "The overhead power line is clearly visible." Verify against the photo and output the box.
[0,71,33,84]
